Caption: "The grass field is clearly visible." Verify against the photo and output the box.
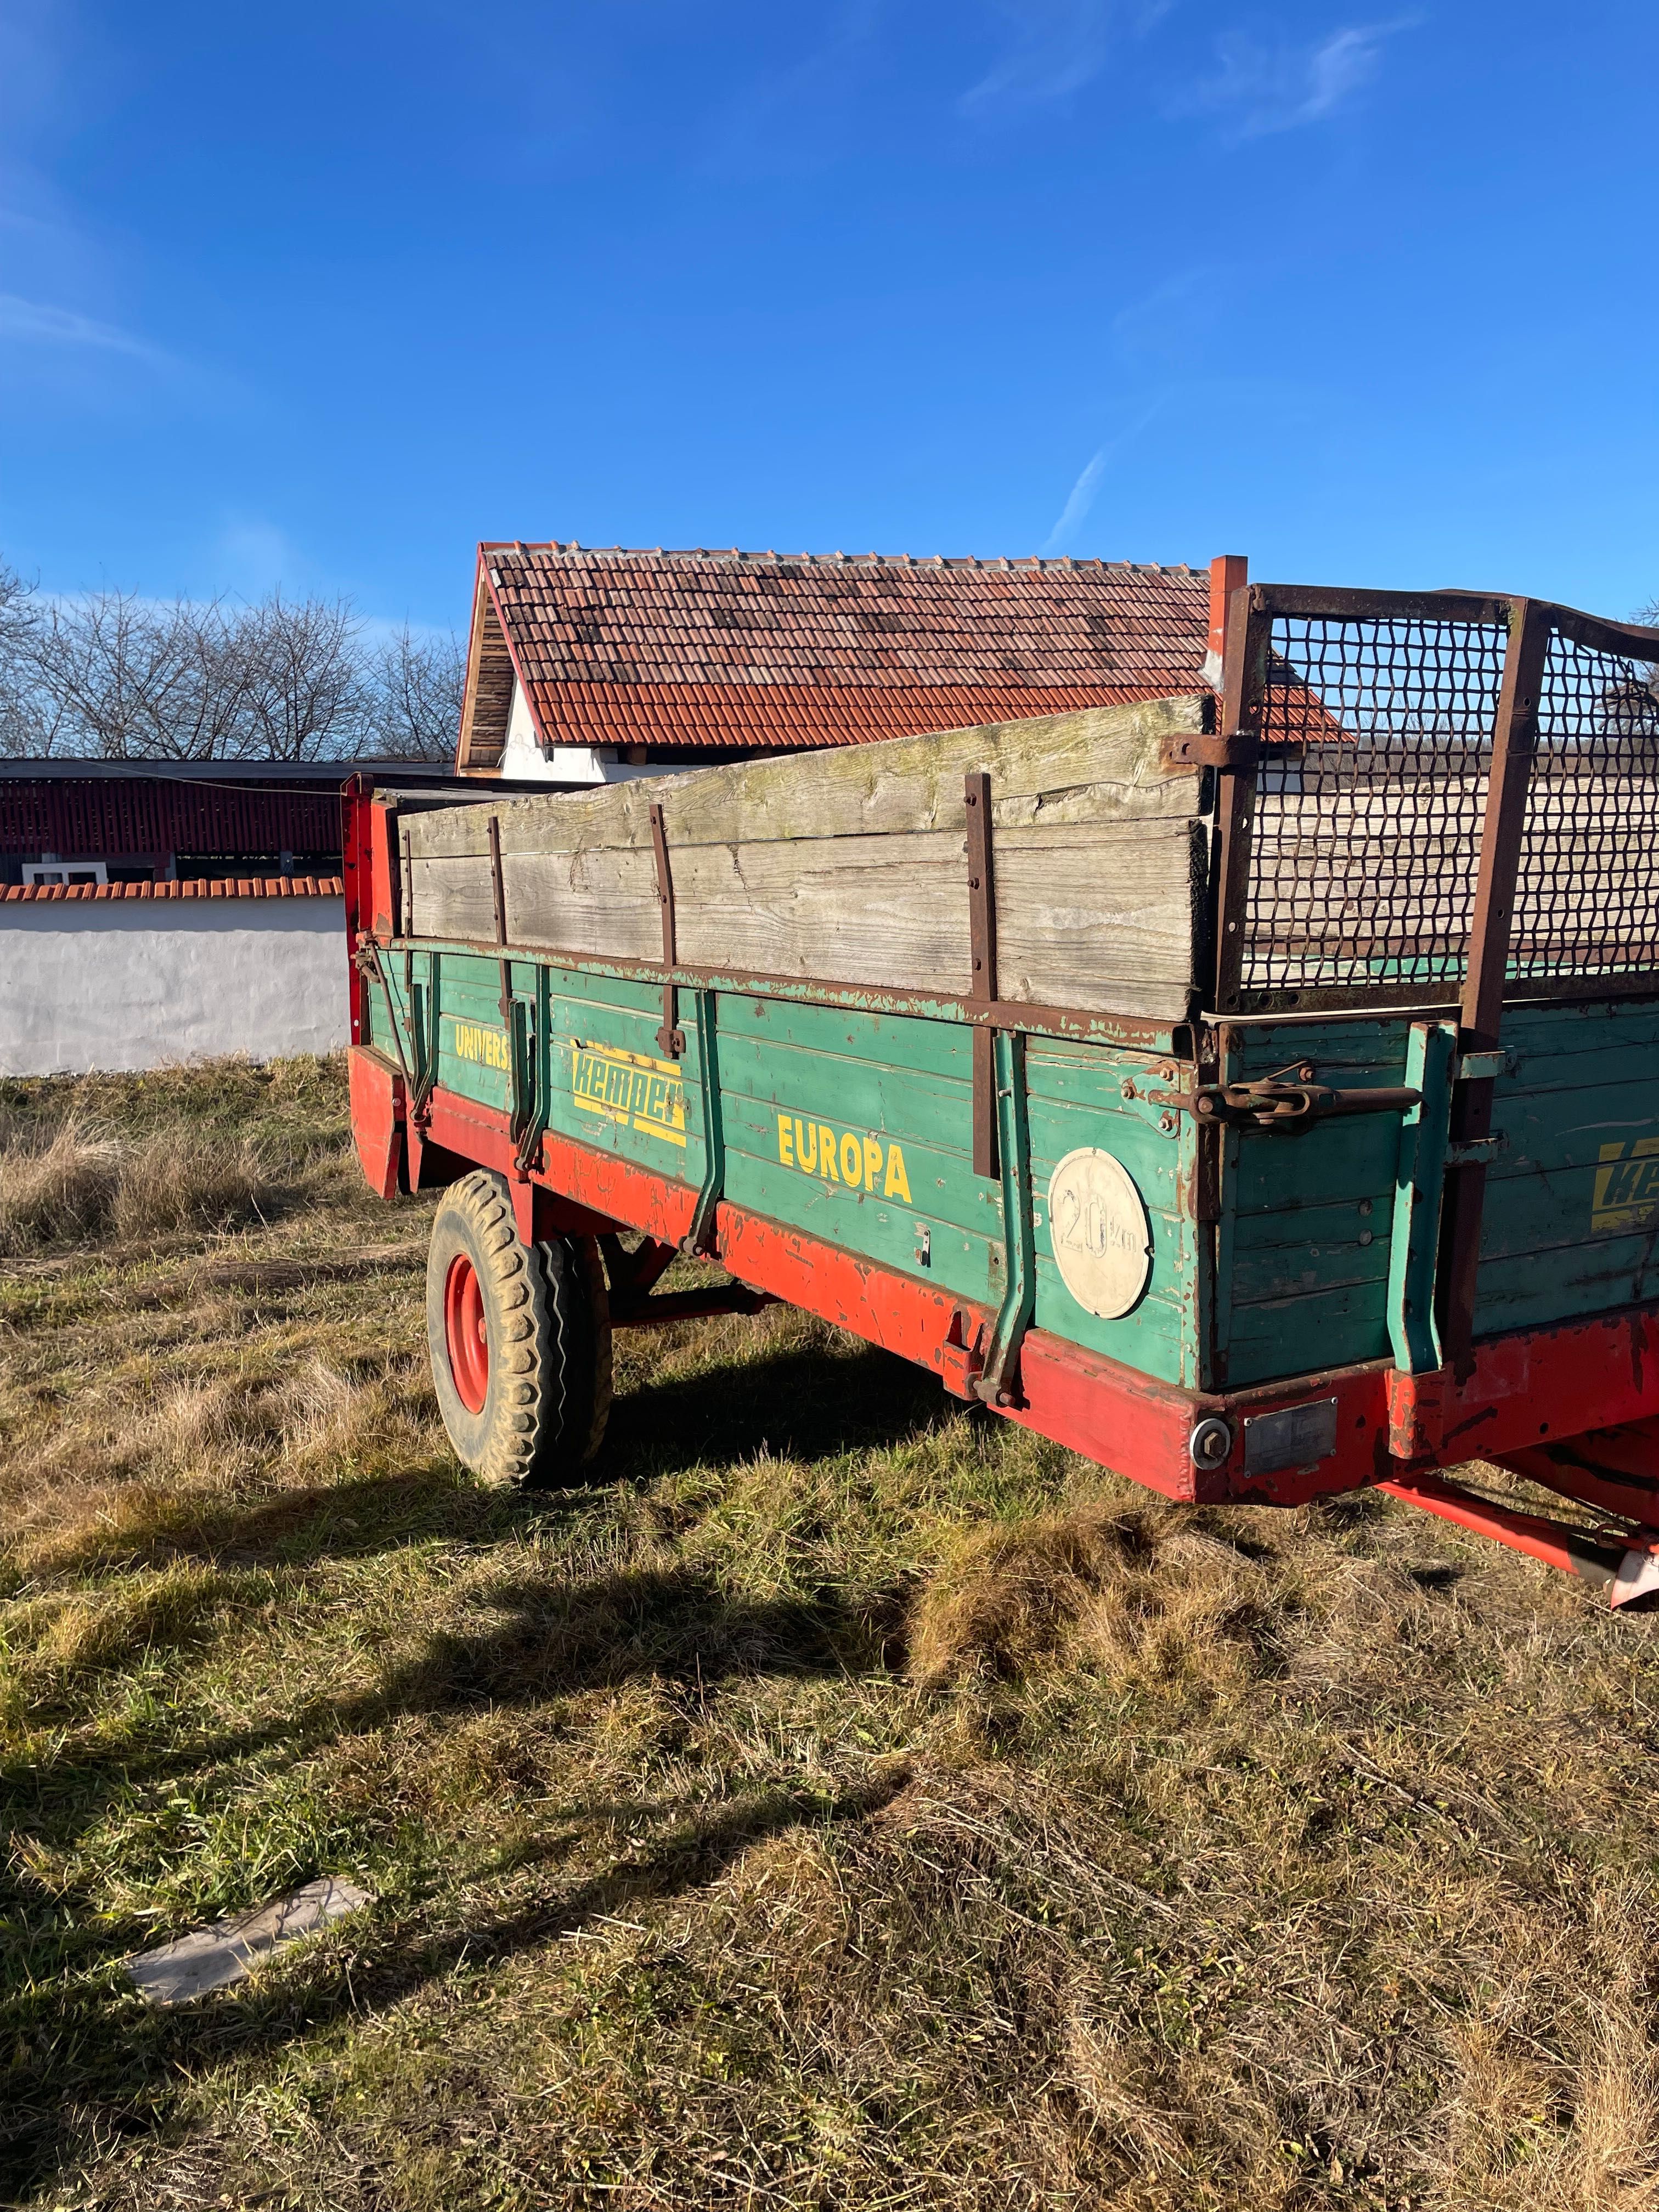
[3,1059,1659,2211]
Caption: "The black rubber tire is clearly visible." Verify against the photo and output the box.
[425,1170,612,1487]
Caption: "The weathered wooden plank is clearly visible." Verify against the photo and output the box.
[405,695,1209,864]
[407,816,1203,1018]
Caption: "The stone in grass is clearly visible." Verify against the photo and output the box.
[127,1876,372,2007]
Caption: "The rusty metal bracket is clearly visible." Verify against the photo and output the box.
[650,802,686,1060]
[1160,729,1261,771]
[965,770,998,1179]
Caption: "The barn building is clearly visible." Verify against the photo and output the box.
[454,544,1231,782]
[0,758,462,888]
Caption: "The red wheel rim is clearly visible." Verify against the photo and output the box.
[443,1253,489,1414]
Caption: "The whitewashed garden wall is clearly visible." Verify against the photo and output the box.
[0,880,349,1075]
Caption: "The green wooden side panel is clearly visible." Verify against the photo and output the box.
[373,932,1659,1391]
[717,993,1006,1310]
[540,967,709,1195]
[1023,1041,1195,1387]
[1222,1000,1659,1382]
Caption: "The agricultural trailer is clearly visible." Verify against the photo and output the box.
[343,570,1659,1606]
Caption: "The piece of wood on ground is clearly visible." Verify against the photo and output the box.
[127,1876,372,2006]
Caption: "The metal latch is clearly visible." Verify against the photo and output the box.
[1158,1079,1422,1131]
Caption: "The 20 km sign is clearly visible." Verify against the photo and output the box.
[1046,1148,1153,1319]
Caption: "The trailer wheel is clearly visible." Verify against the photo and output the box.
[426,1170,612,1487]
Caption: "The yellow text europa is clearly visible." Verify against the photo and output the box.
[777,1112,911,1203]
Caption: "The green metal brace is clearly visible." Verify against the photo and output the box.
[684,986,725,1254]
[975,1028,1036,1406]
[1387,1022,1512,1374]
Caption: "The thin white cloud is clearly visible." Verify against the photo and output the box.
[0,290,171,365]
[217,519,308,596]
[1042,398,1167,552]
[961,0,1119,115]
[1179,16,1417,140]
[1044,449,1110,551]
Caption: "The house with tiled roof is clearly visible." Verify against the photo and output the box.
[454,544,1233,783]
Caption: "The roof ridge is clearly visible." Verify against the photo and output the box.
[479,541,1203,574]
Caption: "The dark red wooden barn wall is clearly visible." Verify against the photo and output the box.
[0,777,343,860]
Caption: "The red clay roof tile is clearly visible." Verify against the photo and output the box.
[460,544,1211,766]
[1,876,342,905]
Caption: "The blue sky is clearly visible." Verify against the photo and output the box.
[1,1,1655,634]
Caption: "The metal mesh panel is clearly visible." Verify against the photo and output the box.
[1239,614,1508,999]
[1510,634,1659,984]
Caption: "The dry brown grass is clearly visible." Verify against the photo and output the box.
[5,1058,1659,2212]
[0,1114,274,1256]
[0,1118,123,1251]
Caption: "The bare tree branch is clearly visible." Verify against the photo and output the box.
[365,624,466,761]
[20,592,256,760]
[230,593,370,762]
[0,577,463,764]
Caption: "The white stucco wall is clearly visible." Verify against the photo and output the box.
[498,675,664,785]
[0,898,350,1075]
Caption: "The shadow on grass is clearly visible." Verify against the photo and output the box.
[607,1335,958,1485]
[0,1752,911,2201]
[0,1331,944,2193]
[46,1338,957,1586]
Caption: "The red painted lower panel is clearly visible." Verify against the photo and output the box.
[347,1047,404,1201]
[715,1209,990,1378]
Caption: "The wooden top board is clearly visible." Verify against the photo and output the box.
[398,694,1212,1023]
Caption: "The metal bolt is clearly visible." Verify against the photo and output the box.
[1120,1077,1136,1099]
[1189,1415,1233,1469]
[1159,1112,1176,1134]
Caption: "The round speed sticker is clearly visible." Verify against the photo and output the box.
[1046,1148,1153,1319]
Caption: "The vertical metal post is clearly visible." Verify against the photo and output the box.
[974,1029,1034,1407]
[650,802,685,1059]
[488,814,514,1028]
[1210,585,1269,1012]
[965,771,998,1179]
[1206,554,1248,690]
[1438,598,1551,1373]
